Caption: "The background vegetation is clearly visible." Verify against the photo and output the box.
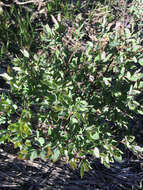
[0,0,143,177]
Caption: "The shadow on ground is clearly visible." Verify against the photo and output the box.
[0,147,143,190]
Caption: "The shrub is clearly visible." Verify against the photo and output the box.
[0,0,143,177]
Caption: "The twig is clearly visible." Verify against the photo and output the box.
[13,0,44,10]
[13,0,42,5]
[0,2,11,7]
[0,0,41,7]
[0,184,20,188]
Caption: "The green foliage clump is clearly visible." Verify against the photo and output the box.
[0,0,143,177]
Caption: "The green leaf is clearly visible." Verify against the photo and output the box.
[38,137,45,146]
[40,150,46,160]
[13,67,22,72]
[80,164,84,178]
[103,53,112,62]
[48,92,57,103]
[128,100,139,110]
[25,140,31,147]
[14,141,22,149]
[125,28,131,38]
[79,107,88,112]
[53,105,63,111]
[69,159,77,170]
[133,56,137,63]
[139,58,143,66]
[132,45,141,52]
[92,132,100,140]
[30,150,38,161]
[0,6,3,15]
[20,48,29,58]
[83,161,90,172]
[103,161,110,168]
[71,117,78,124]
[114,154,122,162]
[45,24,52,36]
[137,110,143,115]
[74,112,81,120]
[138,81,143,89]
[0,73,13,81]
[0,115,6,124]
[127,73,143,82]
[93,147,100,158]
[36,130,40,138]
[48,127,52,135]
[52,148,60,162]
[103,77,111,86]
[94,55,100,62]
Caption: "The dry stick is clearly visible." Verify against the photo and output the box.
[0,2,11,7]
[13,0,42,5]
[0,0,41,6]
[14,0,44,11]
[0,1,34,12]
[0,184,20,188]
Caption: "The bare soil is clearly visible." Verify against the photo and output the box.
[0,145,143,190]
